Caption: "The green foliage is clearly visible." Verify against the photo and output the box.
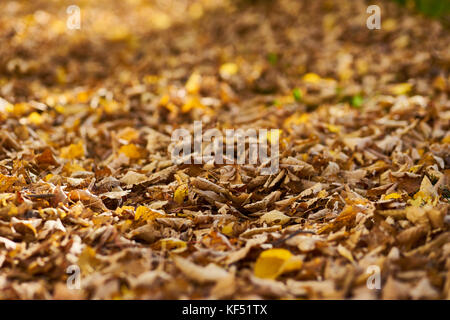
[351,95,364,109]
[292,88,302,102]
[267,53,278,65]
[393,0,450,18]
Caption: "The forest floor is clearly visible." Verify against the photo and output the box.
[0,0,449,299]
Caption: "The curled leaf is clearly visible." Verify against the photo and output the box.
[254,248,302,279]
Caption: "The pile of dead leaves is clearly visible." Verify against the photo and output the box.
[0,0,449,299]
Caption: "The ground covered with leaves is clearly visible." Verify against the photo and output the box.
[0,0,449,299]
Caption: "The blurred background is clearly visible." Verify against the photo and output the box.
[0,0,448,112]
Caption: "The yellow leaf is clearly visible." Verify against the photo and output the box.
[356,59,368,75]
[102,99,121,114]
[60,142,85,160]
[317,190,328,198]
[302,73,321,84]
[115,206,135,215]
[117,127,139,142]
[143,75,159,84]
[76,91,90,103]
[326,124,341,133]
[409,176,437,206]
[181,96,205,113]
[78,246,101,274]
[119,144,142,159]
[154,238,187,253]
[159,94,170,106]
[221,222,234,237]
[50,20,66,35]
[56,66,67,84]
[384,192,402,200]
[62,162,85,175]
[11,102,30,116]
[382,18,397,32]
[174,184,188,204]
[323,14,336,31]
[186,72,201,94]
[442,135,450,144]
[55,105,65,114]
[254,248,302,279]
[219,63,238,78]
[134,206,163,221]
[107,25,132,41]
[432,75,446,91]
[153,12,171,30]
[0,174,16,192]
[188,2,204,19]
[27,112,43,125]
[393,35,410,49]
[284,113,309,128]
[390,83,412,96]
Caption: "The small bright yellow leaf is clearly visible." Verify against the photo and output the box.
[154,238,187,253]
[442,135,450,144]
[284,113,309,128]
[62,161,85,175]
[181,97,205,113]
[56,66,67,84]
[60,142,85,159]
[76,91,90,103]
[302,73,321,84]
[384,193,402,200]
[27,112,43,125]
[382,18,397,31]
[219,63,238,78]
[221,222,234,237]
[254,248,302,279]
[115,206,135,215]
[186,72,201,94]
[119,144,142,159]
[159,94,170,106]
[117,128,139,142]
[174,184,188,204]
[11,102,31,116]
[390,83,412,95]
[326,124,341,133]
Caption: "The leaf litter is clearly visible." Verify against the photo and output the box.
[0,0,449,299]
